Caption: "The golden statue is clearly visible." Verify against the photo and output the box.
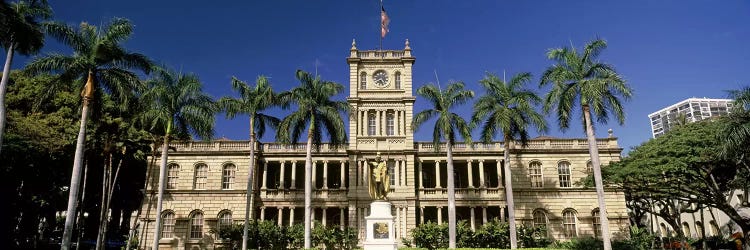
[368,153,390,200]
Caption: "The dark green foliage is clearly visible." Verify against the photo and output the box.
[411,222,449,250]
[472,219,511,248]
[410,220,552,250]
[516,224,552,248]
[311,223,359,250]
[213,221,358,250]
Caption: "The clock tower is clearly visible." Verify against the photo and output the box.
[347,39,415,151]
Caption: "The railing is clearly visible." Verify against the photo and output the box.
[171,141,253,152]
[418,187,503,199]
[416,142,504,152]
[261,188,348,200]
[263,143,347,153]
[356,50,406,58]
[416,139,618,151]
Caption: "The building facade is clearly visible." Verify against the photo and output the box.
[137,41,630,249]
[648,98,733,138]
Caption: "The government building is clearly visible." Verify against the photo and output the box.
[137,41,630,249]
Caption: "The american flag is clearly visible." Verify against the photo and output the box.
[381,5,390,38]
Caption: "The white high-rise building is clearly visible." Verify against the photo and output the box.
[648,98,733,138]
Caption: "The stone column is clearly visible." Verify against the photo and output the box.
[312,161,318,189]
[279,161,286,189]
[376,110,381,136]
[467,160,474,188]
[290,161,297,189]
[323,161,329,189]
[261,161,268,189]
[277,207,284,226]
[340,207,345,230]
[500,206,506,222]
[359,110,363,136]
[420,207,425,224]
[358,160,363,186]
[396,207,401,237]
[470,207,476,231]
[435,161,442,188]
[340,161,346,189]
[478,160,485,188]
[400,110,405,136]
[482,207,487,224]
[322,207,327,226]
[395,110,401,135]
[311,207,316,222]
[497,160,503,187]
[401,160,406,186]
[418,160,423,188]
[260,207,265,220]
[289,207,295,226]
[395,159,401,186]
[437,207,443,224]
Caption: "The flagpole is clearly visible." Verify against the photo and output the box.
[379,0,383,53]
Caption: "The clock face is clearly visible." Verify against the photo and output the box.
[373,71,389,88]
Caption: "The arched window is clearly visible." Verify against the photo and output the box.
[562,209,577,238]
[529,161,543,188]
[388,160,396,186]
[218,210,233,230]
[394,72,401,89]
[709,220,719,236]
[592,208,601,238]
[532,209,548,229]
[194,163,208,189]
[360,72,367,89]
[368,113,376,136]
[190,211,204,239]
[386,112,394,136]
[167,164,180,189]
[682,222,691,238]
[161,211,176,238]
[660,223,669,237]
[222,164,236,189]
[558,161,571,188]
[695,222,704,237]
[586,160,593,174]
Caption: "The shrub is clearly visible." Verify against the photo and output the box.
[411,222,448,250]
[472,219,511,248]
[517,224,553,248]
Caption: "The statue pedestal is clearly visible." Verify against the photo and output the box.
[363,201,397,250]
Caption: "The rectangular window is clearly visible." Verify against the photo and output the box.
[360,73,367,89]
[563,211,577,238]
[395,73,401,89]
[388,160,395,186]
[167,165,179,189]
[161,212,175,238]
[368,114,376,136]
[222,165,236,189]
[593,210,601,238]
[190,213,204,239]
[558,162,571,188]
[194,165,208,189]
[529,162,543,188]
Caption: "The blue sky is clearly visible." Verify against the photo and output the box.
[17,0,750,153]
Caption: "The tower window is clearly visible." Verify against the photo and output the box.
[368,114,376,136]
[386,112,394,136]
[395,72,401,89]
[360,72,367,89]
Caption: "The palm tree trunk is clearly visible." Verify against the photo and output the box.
[152,135,170,250]
[504,135,518,249]
[583,105,612,250]
[96,153,113,250]
[0,43,15,155]
[75,160,90,249]
[61,72,94,250]
[446,139,456,249]
[304,130,313,249]
[98,154,124,250]
[242,117,256,250]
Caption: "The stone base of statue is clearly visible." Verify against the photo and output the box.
[363,201,397,250]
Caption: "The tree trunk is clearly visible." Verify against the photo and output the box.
[304,130,313,249]
[97,154,124,250]
[75,161,90,249]
[242,117,256,250]
[0,43,15,155]
[126,141,158,250]
[152,135,170,250]
[96,153,113,250]
[446,139,456,249]
[61,71,95,250]
[504,135,518,249]
[582,105,612,250]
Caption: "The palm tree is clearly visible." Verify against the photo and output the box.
[470,72,546,249]
[24,18,152,250]
[540,39,632,250]
[140,66,215,250]
[720,87,750,167]
[413,82,474,249]
[276,70,348,249]
[217,76,280,250]
[0,0,50,155]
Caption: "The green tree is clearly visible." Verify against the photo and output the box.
[540,38,632,250]
[721,86,750,168]
[276,69,348,249]
[470,72,547,249]
[24,18,152,250]
[0,0,50,155]
[139,67,215,250]
[217,76,280,250]
[412,82,474,249]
